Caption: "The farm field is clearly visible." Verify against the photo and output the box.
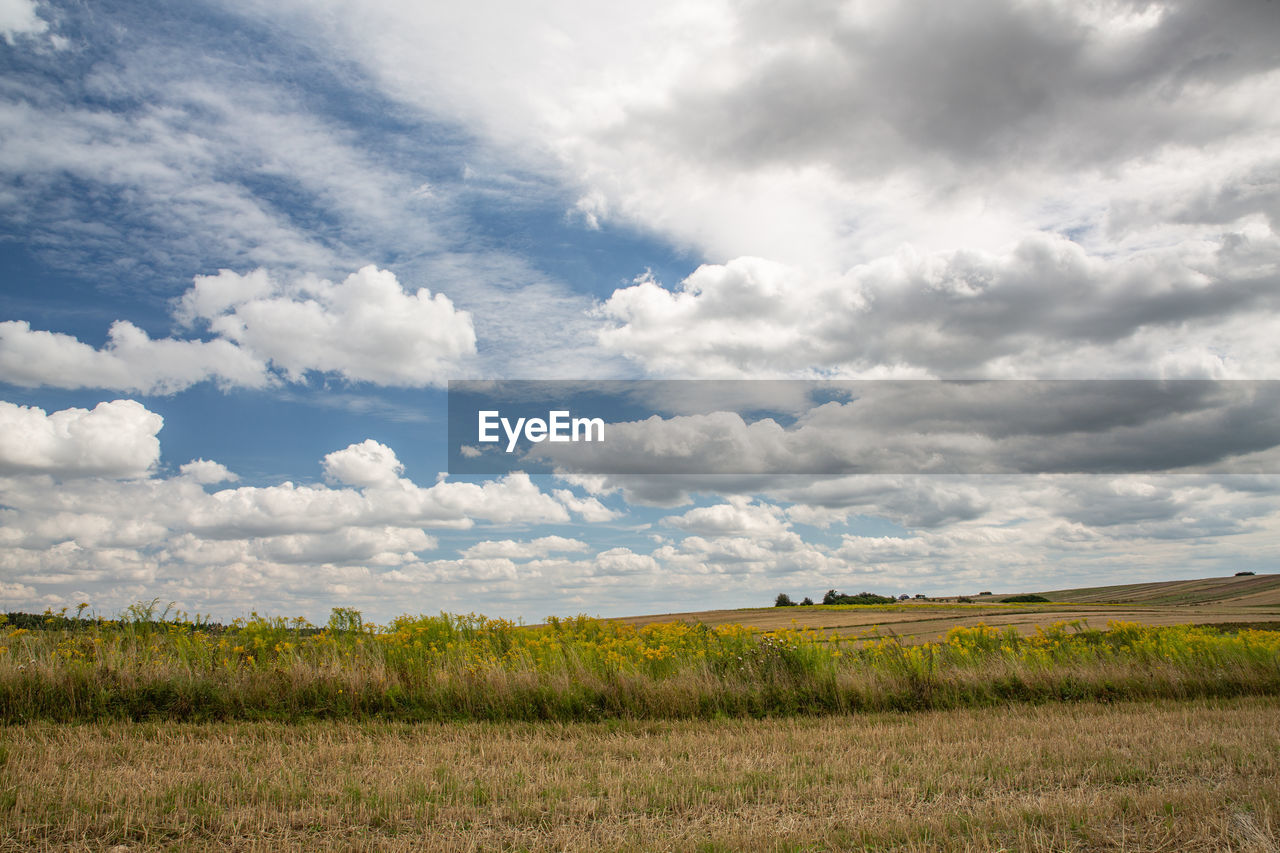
[618,573,1280,644]
[1,697,1277,851]
[1024,572,1280,606]
[1,576,1279,850]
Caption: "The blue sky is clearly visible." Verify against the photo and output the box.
[2,0,1279,624]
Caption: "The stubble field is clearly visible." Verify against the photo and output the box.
[2,697,1278,851]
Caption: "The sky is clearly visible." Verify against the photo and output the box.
[1,0,1279,624]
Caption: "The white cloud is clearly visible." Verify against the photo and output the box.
[175,268,275,324]
[0,400,162,479]
[218,0,1280,383]
[173,469,570,538]
[0,320,269,394]
[0,580,37,603]
[0,436,575,560]
[0,0,46,42]
[179,459,238,485]
[322,440,405,489]
[166,526,437,567]
[663,497,791,538]
[597,232,1280,379]
[552,488,621,522]
[6,457,1280,620]
[0,431,587,614]
[462,535,589,560]
[0,265,475,393]
[590,547,658,576]
[187,266,476,387]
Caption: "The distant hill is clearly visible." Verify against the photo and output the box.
[619,574,1280,643]
[1025,573,1280,607]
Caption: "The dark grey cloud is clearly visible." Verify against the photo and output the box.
[459,380,1280,479]
[620,0,1280,180]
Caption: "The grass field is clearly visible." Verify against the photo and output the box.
[3,606,1279,723]
[2,697,1277,851]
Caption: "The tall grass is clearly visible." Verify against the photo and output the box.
[1,607,1278,722]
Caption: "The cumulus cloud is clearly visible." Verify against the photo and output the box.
[590,547,659,576]
[0,432,588,613]
[0,266,475,393]
[322,440,405,489]
[575,1,1280,383]
[462,536,590,559]
[182,266,476,386]
[0,400,162,479]
[171,469,570,539]
[179,459,238,485]
[597,233,1280,379]
[0,320,269,394]
[0,436,574,558]
[662,497,791,538]
[167,526,437,567]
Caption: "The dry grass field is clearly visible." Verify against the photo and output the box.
[2,696,1277,852]
[618,573,1280,645]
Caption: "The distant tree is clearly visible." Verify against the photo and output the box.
[328,607,364,633]
[1236,571,1256,576]
[774,593,796,607]
[800,597,815,606]
[822,589,895,605]
[1000,594,1050,603]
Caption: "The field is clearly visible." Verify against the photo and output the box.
[2,575,1280,850]
[2,697,1278,851]
[619,573,1280,644]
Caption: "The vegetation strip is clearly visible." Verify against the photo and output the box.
[2,606,1279,723]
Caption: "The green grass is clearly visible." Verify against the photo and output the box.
[2,607,1279,723]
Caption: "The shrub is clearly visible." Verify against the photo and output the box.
[1001,594,1051,603]
[800,597,814,606]
[1236,571,1256,576]
[774,594,796,607]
